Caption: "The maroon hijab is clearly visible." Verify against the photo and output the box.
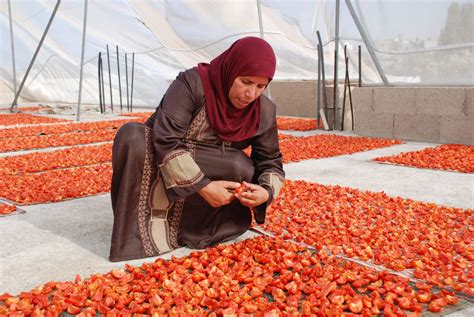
[195,37,276,141]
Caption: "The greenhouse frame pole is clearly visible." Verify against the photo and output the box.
[345,0,390,86]
[10,0,61,112]
[76,0,89,121]
[7,0,17,100]
[256,0,272,99]
[256,0,264,39]
[333,0,340,130]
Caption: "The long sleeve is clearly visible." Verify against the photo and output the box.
[250,97,285,223]
[151,70,211,201]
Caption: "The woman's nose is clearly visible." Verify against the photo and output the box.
[245,86,256,99]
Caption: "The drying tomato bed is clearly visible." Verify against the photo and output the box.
[262,180,474,295]
[0,144,112,175]
[277,116,322,131]
[373,144,474,173]
[0,236,462,316]
[0,118,140,140]
[0,203,16,215]
[120,111,153,118]
[0,163,112,205]
[280,134,402,163]
[0,114,70,126]
[0,130,116,153]
[0,106,45,112]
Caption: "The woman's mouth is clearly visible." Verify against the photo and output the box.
[238,98,250,105]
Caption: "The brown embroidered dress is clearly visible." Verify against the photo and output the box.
[110,69,284,262]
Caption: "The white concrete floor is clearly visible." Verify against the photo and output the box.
[0,122,473,315]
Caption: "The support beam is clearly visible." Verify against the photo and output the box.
[76,0,89,121]
[345,0,390,86]
[7,0,17,100]
[333,0,340,129]
[10,0,62,112]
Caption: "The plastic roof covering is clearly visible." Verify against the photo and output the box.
[0,0,473,107]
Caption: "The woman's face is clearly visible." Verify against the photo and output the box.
[228,76,269,109]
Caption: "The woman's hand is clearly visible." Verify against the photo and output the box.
[198,181,241,207]
[234,181,269,208]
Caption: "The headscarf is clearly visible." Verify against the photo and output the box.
[195,37,276,141]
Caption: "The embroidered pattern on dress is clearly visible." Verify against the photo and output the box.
[167,198,184,249]
[161,149,205,188]
[167,105,209,247]
[137,127,159,256]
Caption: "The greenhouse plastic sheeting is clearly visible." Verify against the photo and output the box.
[0,0,472,107]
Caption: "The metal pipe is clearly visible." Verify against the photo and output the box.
[256,0,272,100]
[7,0,17,102]
[100,53,106,113]
[358,45,362,87]
[106,44,113,112]
[130,52,135,112]
[98,52,102,113]
[345,0,390,86]
[10,0,61,112]
[116,45,123,112]
[256,0,264,39]
[332,51,337,130]
[316,31,329,124]
[348,65,355,131]
[333,0,340,130]
[125,53,129,112]
[317,44,321,129]
[341,46,347,131]
[76,0,88,121]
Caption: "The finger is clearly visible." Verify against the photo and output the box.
[223,181,242,189]
[242,181,260,191]
[236,196,255,207]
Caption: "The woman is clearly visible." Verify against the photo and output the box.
[110,37,285,262]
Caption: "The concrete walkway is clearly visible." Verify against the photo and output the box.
[0,127,473,315]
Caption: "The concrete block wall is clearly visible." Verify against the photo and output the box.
[351,87,473,145]
[271,81,472,145]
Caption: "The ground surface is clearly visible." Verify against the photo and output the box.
[0,109,472,315]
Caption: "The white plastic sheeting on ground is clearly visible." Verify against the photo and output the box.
[0,0,473,107]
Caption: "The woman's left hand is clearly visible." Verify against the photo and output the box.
[234,181,269,208]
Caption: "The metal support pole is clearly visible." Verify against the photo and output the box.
[345,0,390,86]
[98,52,102,113]
[256,0,272,100]
[116,45,123,112]
[10,0,61,112]
[333,0,340,130]
[76,0,88,121]
[125,53,129,112]
[256,0,264,39]
[358,45,362,87]
[130,52,135,112]
[106,44,113,112]
[7,0,17,103]
[316,31,329,125]
[100,53,106,113]
[317,44,321,129]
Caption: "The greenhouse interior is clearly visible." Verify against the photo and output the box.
[0,0,473,315]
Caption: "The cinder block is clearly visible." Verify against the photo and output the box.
[466,88,473,117]
[373,88,416,114]
[354,111,394,138]
[271,81,318,118]
[440,116,473,145]
[350,87,373,112]
[394,114,440,143]
[416,88,465,116]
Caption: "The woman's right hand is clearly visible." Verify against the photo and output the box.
[198,181,241,207]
